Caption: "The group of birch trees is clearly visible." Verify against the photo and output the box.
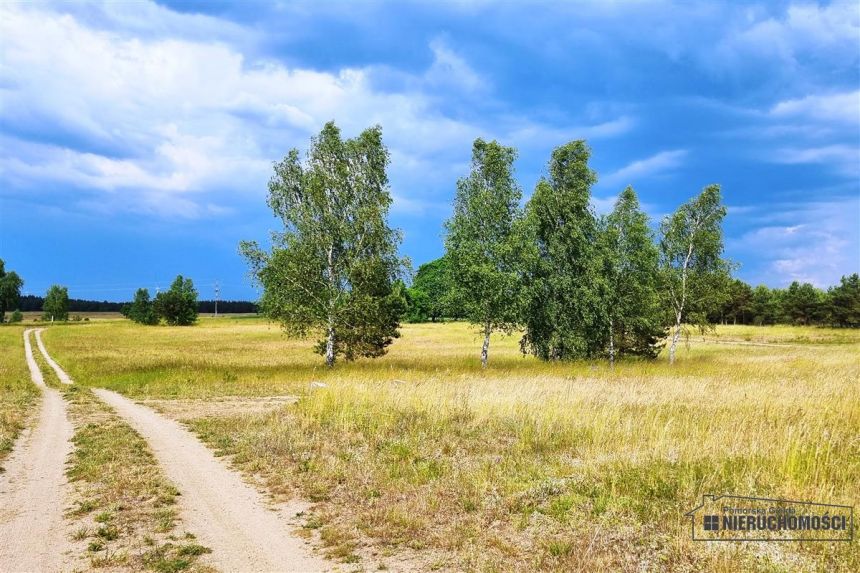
[244,122,730,367]
[445,139,729,366]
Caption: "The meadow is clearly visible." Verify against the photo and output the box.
[6,317,859,572]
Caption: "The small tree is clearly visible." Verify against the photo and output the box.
[599,186,664,363]
[10,309,23,323]
[659,184,729,364]
[154,276,198,326]
[241,122,405,367]
[445,138,525,367]
[0,259,24,323]
[42,285,70,322]
[129,288,158,325]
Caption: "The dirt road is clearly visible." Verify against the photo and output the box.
[0,329,75,572]
[34,328,74,384]
[94,388,331,573]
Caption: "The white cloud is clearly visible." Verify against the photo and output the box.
[771,90,860,124]
[425,38,485,93]
[730,198,860,287]
[600,149,687,187]
[770,144,859,177]
[709,2,860,76]
[0,2,629,219]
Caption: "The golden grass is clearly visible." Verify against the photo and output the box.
[0,326,40,470]
[43,319,860,571]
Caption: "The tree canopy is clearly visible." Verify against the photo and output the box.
[0,259,24,323]
[241,121,405,367]
[154,276,198,326]
[42,285,69,322]
[445,138,526,367]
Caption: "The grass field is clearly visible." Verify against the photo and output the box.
[6,318,859,571]
[0,328,40,470]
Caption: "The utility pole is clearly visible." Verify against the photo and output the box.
[214,281,220,317]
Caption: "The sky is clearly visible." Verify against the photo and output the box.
[1,0,858,302]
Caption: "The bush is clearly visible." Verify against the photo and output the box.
[9,309,23,323]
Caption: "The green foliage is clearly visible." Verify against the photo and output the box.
[43,285,70,321]
[521,140,604,360]
[241,121,405,366]
[403,285,431,323]
[716,279,754,325]
[599,186,665,359]
[154,276,198,326]
[827,273,860,328]
[0,259,24,323]
[750,285,780,325]
[128,288,158,325]
[781,281,825,325]
[9,309,23,323]
[444,138,526,366]
[659,184,730,362]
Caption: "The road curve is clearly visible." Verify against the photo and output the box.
[93,388,331,573]
[0,329,75,572]
[34,329,74,384]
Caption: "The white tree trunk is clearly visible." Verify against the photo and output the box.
[325,321,335,368]
[608,317,615,367]
[669,311,682,364]
[480,323,491,368]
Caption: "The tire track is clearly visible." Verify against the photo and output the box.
[32,328,331,572]
[0,329,75,572]
[94,389,331,573]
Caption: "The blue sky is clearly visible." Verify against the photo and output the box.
[1,0,858,302]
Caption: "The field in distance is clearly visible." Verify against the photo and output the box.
[26,319,860,571]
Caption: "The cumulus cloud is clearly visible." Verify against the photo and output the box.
[0,2,630,219]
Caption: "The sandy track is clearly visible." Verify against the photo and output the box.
[0,329,75,572]
[34,329,74,384]
[94,388,331,573]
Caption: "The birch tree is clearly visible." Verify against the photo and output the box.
[445,139,524,367]
[241,122,405,367]
[599,186,663,364]
[659,184,728,364]
[521,140,604,360]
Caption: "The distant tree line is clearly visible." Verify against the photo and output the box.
[17,294,257,314]
[711,275,860,328]
[243,123,859,368]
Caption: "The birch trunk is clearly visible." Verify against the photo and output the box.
[325,321,335,368]
[608,317,615,367]
[668,311,682,364]
[480,323,491,368]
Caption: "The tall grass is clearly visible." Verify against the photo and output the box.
[45,319,860,571]
[0,326,40,470]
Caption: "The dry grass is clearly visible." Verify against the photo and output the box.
[44,319,860,571]
[0,326,40,471]
[62,385,214,572]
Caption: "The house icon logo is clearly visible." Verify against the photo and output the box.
[686,494,853,542]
